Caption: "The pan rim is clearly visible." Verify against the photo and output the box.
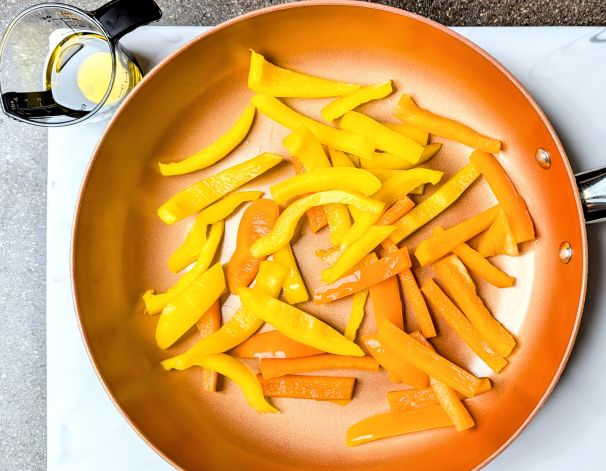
[70,1,589,469]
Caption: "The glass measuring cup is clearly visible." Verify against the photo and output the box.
[0,0,162,126]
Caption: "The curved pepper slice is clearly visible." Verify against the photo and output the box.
[270,167,381,204]
[394,94,501,153]
[340,111,424,163]
[232,330,323,359]
[155,262,226,349]
[252,94,375,159]
[283,125,331,170]
[373,168,443,206]
[169,191,263,273]
[196,353,278,413]
[248,50,360,98]
[359,143,441,170]
[339,207,381,246]
[158,103,256,176]
[143,221,224,315]
[238,288,364,357]
[260,354,378,379]
[250,190,384,258]
[382,122,429,145]
[328,148,356,167]
[321,80,393,121]
[272,244,309,304]
[157,152,282,224]
[161,260,287,370]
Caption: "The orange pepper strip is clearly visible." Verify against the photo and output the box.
[196,300,222,392]
[362,334,429,388]
[315,246,343,265]
[433,255,516,357]
[421,279,507,373]
[346,405,452,447]
[291,156,328,233]
[377,322,482,397]
[231,330,323,359]
[258,375,355,400]
[415,206,501,266]
[387,387,440,412]
[369,276,403,330]
[394,95,501,153]
[477,208,519,257]
[260,354,379,379]
[470,150,534,243]
[313,248,412,304]
[227,199,280,294]
[377,197,415,225]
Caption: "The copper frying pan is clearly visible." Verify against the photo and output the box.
[71,2,605,469]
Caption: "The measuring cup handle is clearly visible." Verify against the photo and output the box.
[92,0,162,42]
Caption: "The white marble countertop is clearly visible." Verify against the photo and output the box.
[47,26,606,470]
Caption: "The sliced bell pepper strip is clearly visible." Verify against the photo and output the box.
[283,125,331,170]
[400,269,437,338]
[323,225,396,283]
[252,94,374,158]
[433,227,515,288]
[321,80,393,121]
[415,205,501,266]
[238,288,364,356]
[258,374,356,401]
[340,111,424,163]
[421,279,507,373]
[161,260,287,370]
[377,322,482,397]
[159,103,256,176]
[272,243,309,304]
[143,221,224,315]
[382,122,429,145]
[196,300,222,392]
[362,334,429,388]
[315,246,343,265]
[290,155,328,233]
[369,275,403,330]
[158,152,282,224]
[227,199,280,293]
[231,330,323,359]
[248,50,360,98]
[433,254,516,357]
[387,387,440,413]
[394,94,501,153]
[477,208,519,257]
[470,150,534,243]
[270,167,381,204]
[339,207,381,246]
[390,162,481,243]
[169,191,263,273]
[250,190,384,258]
[372,168,443,206]
[346,405,453,447]
[359,143,441,170]
[377,197,415,225]
[344,289,368,340]
[314,247,412,304]
[328,147,356,167]
[196,353,277,413]
[326,203,352,246]
[155,262,226,349]
[260,354,379,379]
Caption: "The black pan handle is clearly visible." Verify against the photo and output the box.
[576,167,606,224]
[92,0,162,42]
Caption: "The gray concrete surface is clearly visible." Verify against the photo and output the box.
[0,1,605,470]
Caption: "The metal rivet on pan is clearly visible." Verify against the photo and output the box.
[559,241,572,263]
[536,148,551,169]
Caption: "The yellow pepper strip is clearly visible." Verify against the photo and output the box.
[248,50,360,98]
[323,225,396,283]
[239,287,365,356]
[328,147,356,167]
[283,125,331,170]
[158,103,256,176]
[339,207,381,247]
[194,353,278,413]
[270,167,381,204]
[326,203,351,246]
[250,190,384,258]
[158,152,282,224]
[394,94,502,153]
[321,80,393,121]
[372,168,443,207]
[359,143,441,170]
[252,94,374,159]
[383,122,429,145]
[143,221,224,315]
[390,162,481,243]
[272,244,309,304]
[169,191,263,273]
[340,111,424,163]
[155,262,226,349]
[161,260,287,370]
[344,289,369,340]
